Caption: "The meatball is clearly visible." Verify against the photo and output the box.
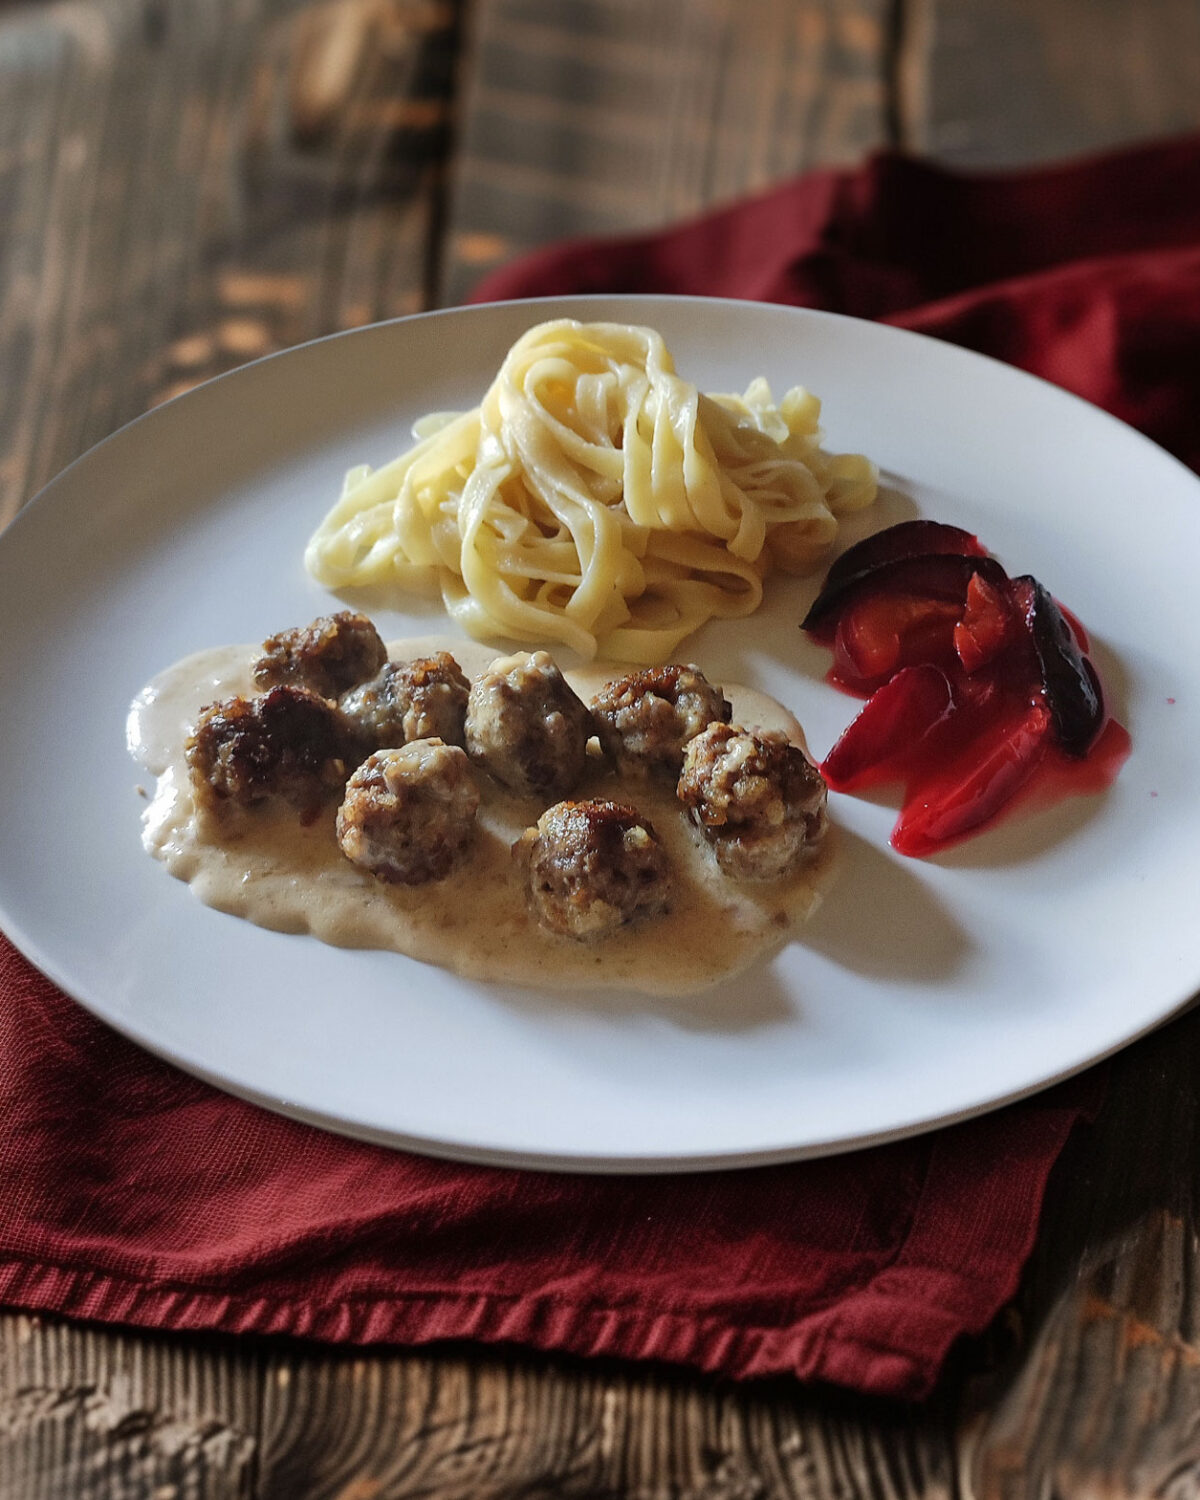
[253,611,386,700]
[340,652,470,750]
[336,741,480,885]
[464,651,592,799]
[514,800,672,940]
[187,685,358,817]
[591,663,731,774]
[677,723,828,881]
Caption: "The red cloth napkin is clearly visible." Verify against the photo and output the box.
[0,936,1094,1400]
[4,133,1198,1401]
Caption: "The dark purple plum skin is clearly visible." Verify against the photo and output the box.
[821,520,986,593]
[802,552,1009,636]
[1011,576,1104,756]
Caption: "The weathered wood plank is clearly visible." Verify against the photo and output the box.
[899,0,1200,163]
[256,1344,957,1499]
[0,1315,261,1500]
[961,1005,1200,1498]
[0,0,462,528]
[438,0,892,304]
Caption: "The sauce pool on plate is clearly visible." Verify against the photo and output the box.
[127,638,837,996]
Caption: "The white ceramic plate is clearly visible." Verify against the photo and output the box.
[2,296,1199,1172]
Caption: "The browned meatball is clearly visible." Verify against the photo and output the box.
[677,723,828,881]
[253,611,386,700]
[340,652,470,750]
[464,651,592,799]
[187,686,358,817]
[591,663,731,774]
[336,741,480,885]
[513,799,672,940]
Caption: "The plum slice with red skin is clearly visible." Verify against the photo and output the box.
[822,665,956,791]
[805,521,987,634]
[1009,576,1104,756]
[803,552,1008,637]
[822,520,986,591]
[891,702,1053,857]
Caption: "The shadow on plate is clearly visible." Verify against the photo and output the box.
[802,825,973,984]
[485,959,798,1035]
[488,820,973,1032]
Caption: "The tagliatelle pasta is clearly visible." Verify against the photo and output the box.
[304,320,878,661]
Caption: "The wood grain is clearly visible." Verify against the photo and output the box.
[963,1005,1200,1498]
[900,0,1200,163]
[438,0,893,304]
[255,1345,958,1498]
[0,0,461,528]
[0,1316,261,1500]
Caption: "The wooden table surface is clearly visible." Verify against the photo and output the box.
[3,1,1200,1494]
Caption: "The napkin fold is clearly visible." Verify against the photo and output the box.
[5,132,1199,1401]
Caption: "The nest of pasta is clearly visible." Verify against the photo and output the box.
[305,320,877,662]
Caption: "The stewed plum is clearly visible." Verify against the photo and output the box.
[806,521,1123,855]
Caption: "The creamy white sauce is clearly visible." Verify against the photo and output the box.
[128,638,837,995]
